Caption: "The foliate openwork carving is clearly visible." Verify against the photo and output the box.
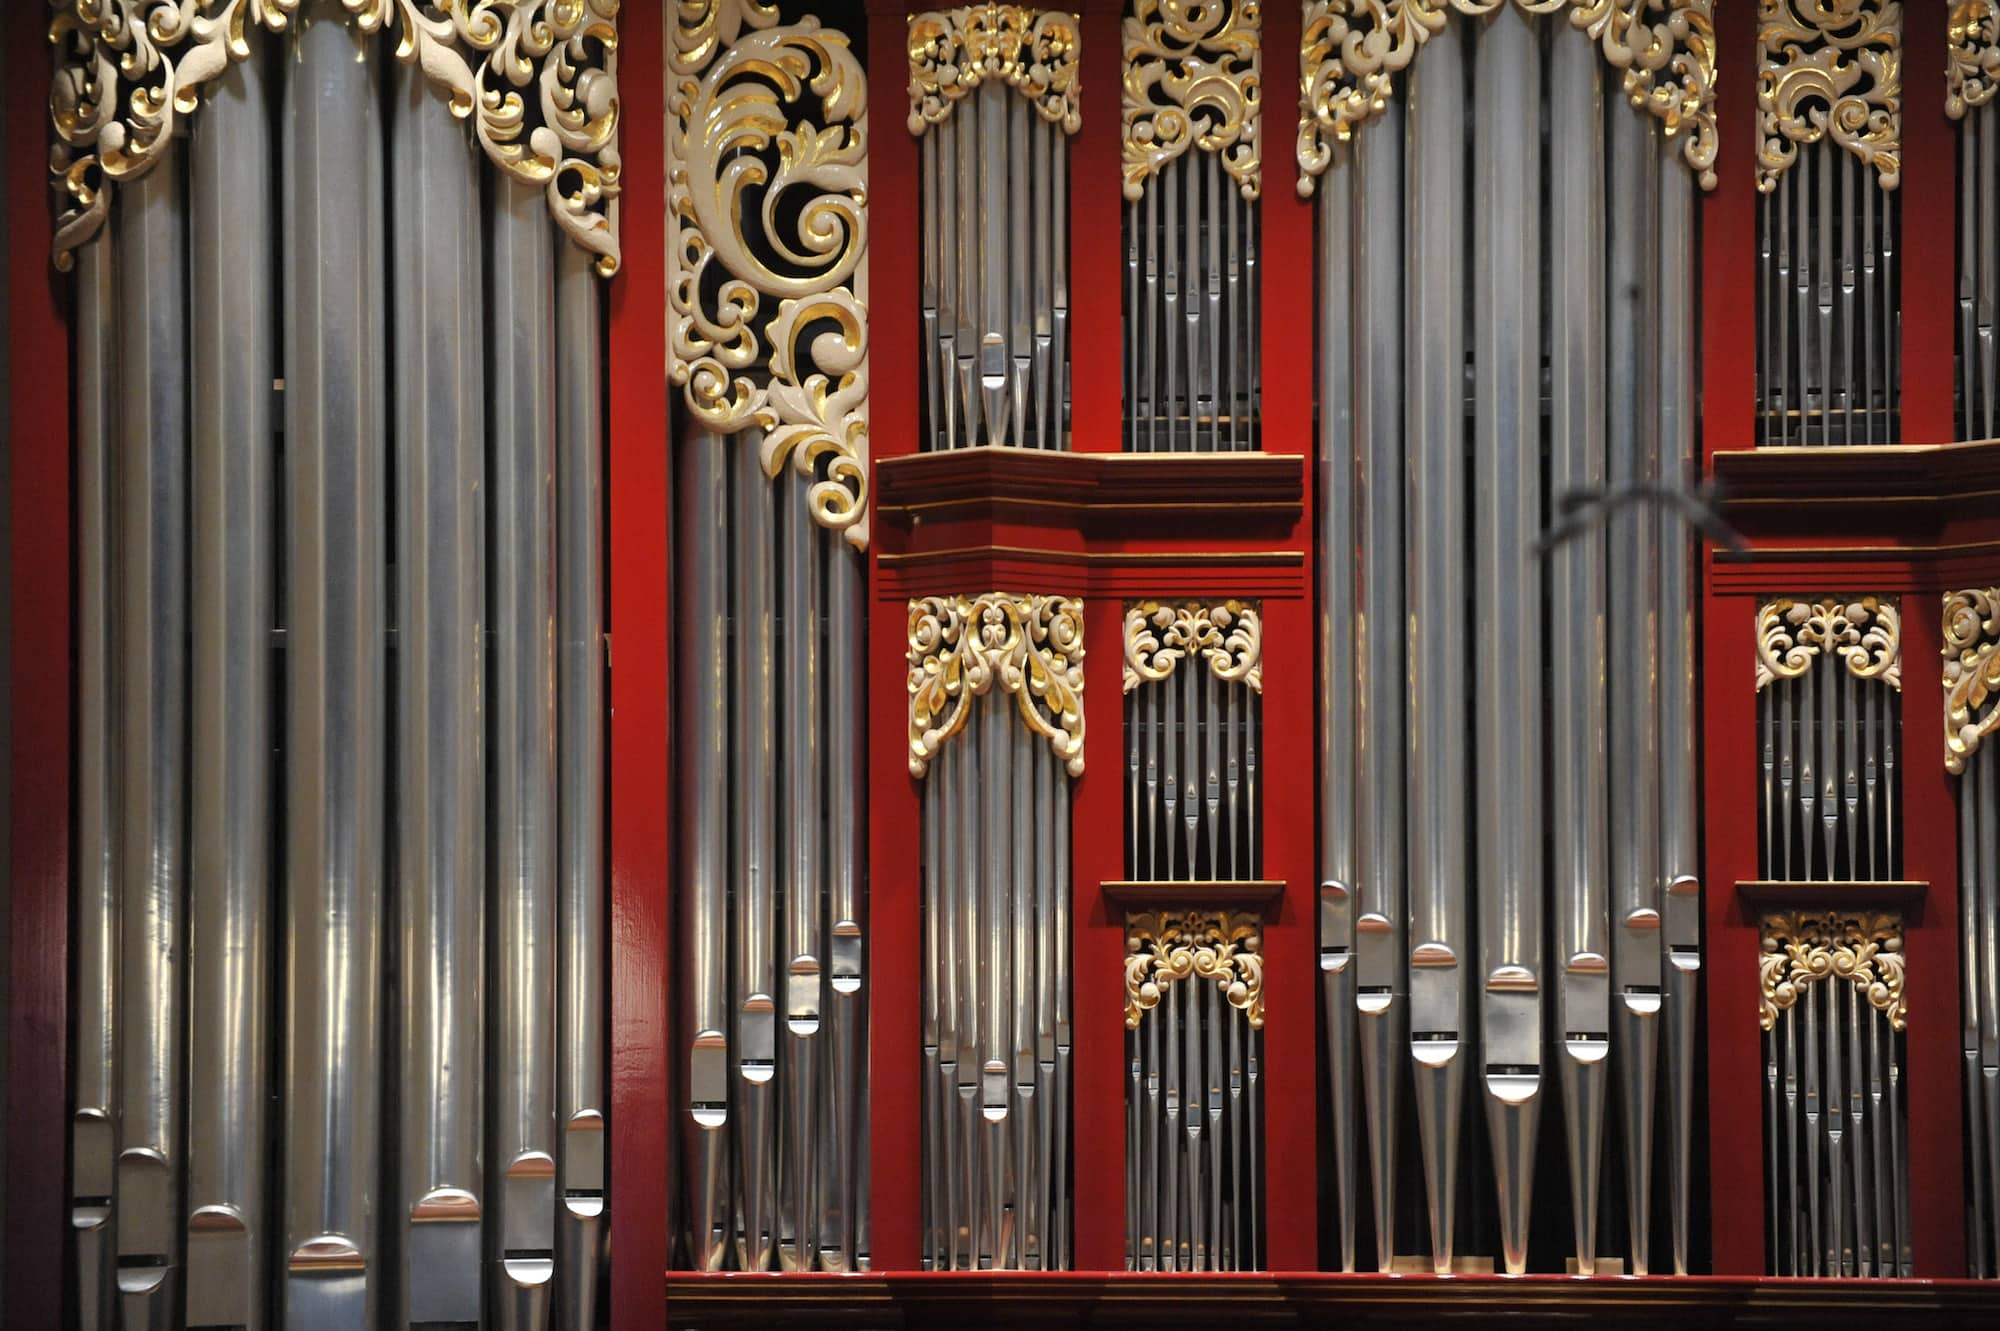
[907,5,1083,136]
[1122,0,1262,200]
[907,594,1086,779]
[1122,600,1263,694]
[1756,0,1901,192]
[1754,596,1902,693]
[1948,1,2000,119]
[1944,588,2000,775]
[1758,910,1906,1032]
[1125,910,1264,1028]
[1295,0,1718,196]
[669,0,872,549]
[47,0,622,273]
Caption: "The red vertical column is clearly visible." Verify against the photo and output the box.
[1257,589,1320,1272]
[1071,0,1125,452]
[1702,0,1759,461]
[609,0,672,1320]
[1258,0,1311,463]
[1900,2,1957,444]
[1701,594,1765,1274]
[1071,592,1130,1270]
[864,0,927,1275]
[5,7,72,1326]
[1898,590,1969,1276]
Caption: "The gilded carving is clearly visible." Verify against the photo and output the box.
[1756,0,1901,192]
[908,594,1087,778]
[1759,910,1906,1032]
[1123,0,1261,200]
[907,4,1083,136]
[1296,0,1718,195]
[1948,1,2000,119]
[1944,588,2000,774]
[48,0,622,273]
[1122,600,1263,694]
[1125,910,1264,1028]
[1754,596,1902,693]
[669,0,873,548]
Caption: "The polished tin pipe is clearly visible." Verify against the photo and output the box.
[779,478,824,1272]
[283,7,388,1320]
[824,544,867,1272]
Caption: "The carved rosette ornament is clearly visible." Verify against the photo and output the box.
[1125,910,1264,1028]
[1122,0,1261,201]
[907,4,1084,136]
[670,0,872,549]
[1754,596,1902,693]
[1756,0,1901,192]
[1758,910,1906,1032]
[47,0,621,273]
[1944,588,2000,775]
[1122,600,1263,694]
[907,593,1087,778]
[1296,0,1718,196]
[1949,1,2000,119]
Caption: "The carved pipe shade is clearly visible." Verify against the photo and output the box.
[1945,588,2000,774]
[1756,0,1901,192]
[908,593,1087,778]
[1123,600,1263,694]
[1122,0,1262,200]
[1125,909,1265,1028]
[1758,909,1907,1032]
[908,4,1084,136]
[1754,597,1902,693]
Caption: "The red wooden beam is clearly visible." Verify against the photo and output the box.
[6,5,72,1324]
[1072,0,1124,453]
[1901,1,1956,445]
[1259,0,1311,463]
[609,0,672,1319]
[1702,0,1759,462]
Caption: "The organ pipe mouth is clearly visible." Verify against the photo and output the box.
[288,1235,366,1274]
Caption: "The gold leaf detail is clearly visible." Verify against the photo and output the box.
[1296,0,1716,195]
[1948,1,2000,119]
[1122,600,1263,693]
[1754,596,1901,693]
[1122,0,1262,200]
[907,4,1083,136]
[1944,588,2000,774]
[1756,0,1900,192]
[48,0,622,273]
[907,593,1087,778]
[1758,909,1906,1032]
[1125,910,1264,1028]
[669,0,872,548]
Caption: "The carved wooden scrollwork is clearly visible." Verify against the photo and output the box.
[908,593,1087,778]
[1756,0,1901,192]
[1754,596,1902,693]
[1759,910,1906,1032]
[1122,0,1262,200]
[1122,600,1262,694]
[1125,909,1264,1028]
[907,4,1083,136]
[1945,588,2000,774]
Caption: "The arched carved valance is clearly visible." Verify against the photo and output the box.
[907,593,1087,778]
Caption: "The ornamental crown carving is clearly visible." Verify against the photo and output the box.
[1944,588,2000,774]
[1125,910,1264,1028]
[48,0,621,273]
[908,593,1086,778]
[669,0,872,549]
[1757,0,1900,192]
[1758,909,1905,1032]
[1122,0,1262,200]
[1295,0,1718,196]
[1754,596,1901,693]
[1123,600,1262,694]
[907,4,1083,135]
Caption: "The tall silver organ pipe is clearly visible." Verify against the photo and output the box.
[117,136,191,1331]
[284,14,388,1322]
[63,9,618,1325]
[1755,2,1900,446]
[909,594,1080,1270]
[675,433,871,1272]
[1754,599,1902,884]
[1312,10,1701,1275]
[912,7,1077,451]
[187,48,274,1331]
[1759,911,1911,1277]
[1944,589,1998,1277]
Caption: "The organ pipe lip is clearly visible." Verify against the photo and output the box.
[188,1203,248,1234]
[288,1236,366,1273]
[1411,942,1457,968]
[412,1187,482,1221]
[1485,965,1538,993]
[1622,908,1663,931]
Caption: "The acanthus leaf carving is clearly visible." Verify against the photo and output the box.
[1758,909,1906,1032]
[1122,0,1262,200]
[1757,0,1900,192]
[1122,600,1263,694]
[1944,588,2000,775]
[907,4,1083,136]
[1948,0,2000,120]
[1296,0,1717,195]
[1755,596,1901,693]
[48,0,622,273]
[1125,909,1265,1028]
[908,593,1087,779]
[670,0,872,548]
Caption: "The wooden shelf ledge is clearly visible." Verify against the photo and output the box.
[1735,879,1928,907]
[1100,880,1286,913]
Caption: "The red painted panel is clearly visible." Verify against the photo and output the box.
[1259,0,1311,463]
[5,4,72,1323]
[1072,0,1125,453]
[1702,0,1759,462]
[1901,2,1956,445]
[609,0,673,1320]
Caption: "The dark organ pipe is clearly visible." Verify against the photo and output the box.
[187,49,275,1331]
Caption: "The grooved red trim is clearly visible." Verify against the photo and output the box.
[609,0,672,1320]
[6,2,72,1323]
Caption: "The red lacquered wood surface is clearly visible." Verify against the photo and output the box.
[1901,3,1956,446]
[609,0,672,1319]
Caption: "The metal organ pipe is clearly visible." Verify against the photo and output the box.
[187,49,274,1331]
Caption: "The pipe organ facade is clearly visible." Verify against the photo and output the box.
[19,1,2000,1327]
